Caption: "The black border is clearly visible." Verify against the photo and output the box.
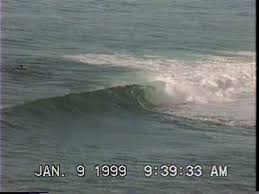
[0,193,48,194]
[256,0,258,190]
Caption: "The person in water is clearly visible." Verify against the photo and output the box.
[18,64,26,70]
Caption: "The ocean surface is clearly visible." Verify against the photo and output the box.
[1,0,256,193]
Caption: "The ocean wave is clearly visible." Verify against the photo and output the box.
[3,53,255,128]
[63,53,256,127]
[5,82,255,128]
[4,84,153,115]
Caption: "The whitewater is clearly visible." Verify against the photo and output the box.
[64,52,255,127]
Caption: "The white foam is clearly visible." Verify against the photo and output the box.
[64,53,255,127]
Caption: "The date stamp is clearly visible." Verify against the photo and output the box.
[34,163,228,178]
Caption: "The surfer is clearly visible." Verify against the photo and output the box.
[17,64,26,71]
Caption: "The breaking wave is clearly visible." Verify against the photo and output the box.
[64,53,255,101]
[4,53,255,128]
[63,53,255,127]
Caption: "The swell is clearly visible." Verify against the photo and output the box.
[3,84,154,117]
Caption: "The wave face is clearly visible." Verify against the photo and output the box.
[7,84,151,116]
